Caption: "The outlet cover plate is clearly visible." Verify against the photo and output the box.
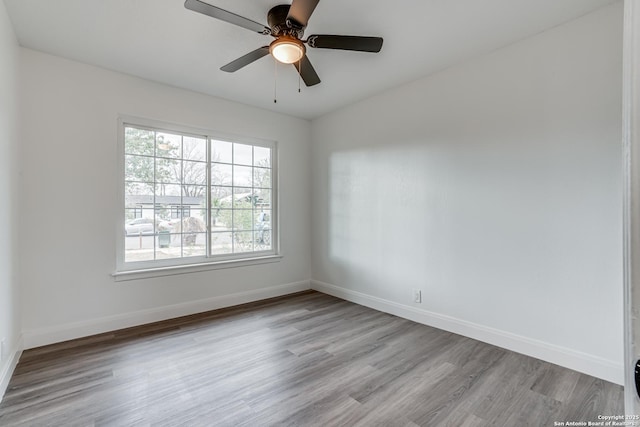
[413,289,422,303]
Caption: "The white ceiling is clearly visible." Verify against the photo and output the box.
[4,0,615,119]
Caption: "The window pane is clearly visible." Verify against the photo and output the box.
[155,158,181,183]
[125,210,155,235]
[125,208,141,221]
[154,205,171,230]
[254,146,271,168]
[156,184,181,199]
[212,140,232,163]
[255,210,271,227]
[211,232,233,254]
[255,210,271,250]
[212,186,233,209]
[233,189,254,208]
[155,233,182,260]
[255,229,271,250]
[233,231,254,253]
[182,233,206,257]
[156,205,170,221]
[125,210,155,262]
[182,185,207,222]
[125,238,155,263]
[215,209,233,230]
[181,216,207,234]
[211,163,232,186]
[125,155,154,183]
[233,165,253,187]
[234,143,252,166]
[233,210,253,231]
[156,132,181,158]
[183,161,206,186]
[183,136,206,162]
[125,182,153,208]
[158,216,182,233]
[125,127,155,156]
[254,189,271,209]
[253,167,271,188]
[193,207,207,223]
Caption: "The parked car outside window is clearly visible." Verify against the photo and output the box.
[125,218,154,235]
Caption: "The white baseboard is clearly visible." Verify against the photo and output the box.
[0,335,23,403]
[311,280,624,385]
[23,280,310,349]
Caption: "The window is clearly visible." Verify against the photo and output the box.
[118,118,277,273]
[133,206,143,219]
[171,205,190,219]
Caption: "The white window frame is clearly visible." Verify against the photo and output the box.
[114,116,280,280]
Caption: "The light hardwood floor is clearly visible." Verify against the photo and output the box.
[0,291,623,426]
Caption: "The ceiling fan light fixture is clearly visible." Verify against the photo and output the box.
[270,37,305,64]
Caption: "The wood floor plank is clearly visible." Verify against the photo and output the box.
[495,389,563,427]
[0,291,623,426]
[530,363,582,402]
[464,351,545,422]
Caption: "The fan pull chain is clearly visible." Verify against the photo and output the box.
[273,59,278,103]
[298,59,301,93]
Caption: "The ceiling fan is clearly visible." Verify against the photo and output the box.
[184,0,384,87]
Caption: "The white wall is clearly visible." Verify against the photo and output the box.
[0,0,21,397]
[311,2,624,383]
[19,49,311,346]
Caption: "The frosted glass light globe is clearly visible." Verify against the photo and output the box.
[270,38,305,64]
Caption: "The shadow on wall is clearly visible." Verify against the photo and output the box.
[325,136,612,330]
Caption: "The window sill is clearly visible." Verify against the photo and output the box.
[112,254,283,282]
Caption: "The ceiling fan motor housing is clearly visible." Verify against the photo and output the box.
[184,0,383,87]
[268,5,304,38]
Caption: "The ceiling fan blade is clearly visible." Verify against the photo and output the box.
[221,47,270,72]
[307,35,383,52]
[293,55,321,87]
[286,0,319,28]
[185,0,271,35]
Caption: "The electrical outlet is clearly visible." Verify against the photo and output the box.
[413,289,422,303]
